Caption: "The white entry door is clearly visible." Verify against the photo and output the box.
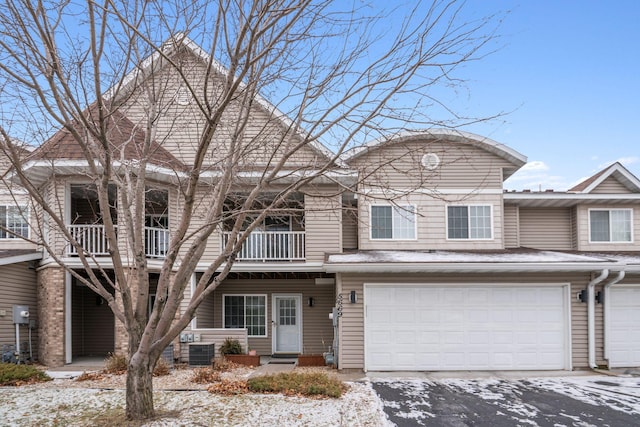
[272,295,302,353]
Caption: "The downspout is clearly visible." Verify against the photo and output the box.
[588,269,609,369]
[603,270,626,364]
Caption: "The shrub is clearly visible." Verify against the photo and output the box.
[104,353,127,374]
[0,363,51,386]
[219,338,243,355]
[247,371,345,398]
[191,367,220,384]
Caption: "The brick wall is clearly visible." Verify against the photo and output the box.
[37,267,65,367]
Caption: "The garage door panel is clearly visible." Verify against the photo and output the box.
[365,285,568,371]
[608,286,640,368]
[466,309,490,323]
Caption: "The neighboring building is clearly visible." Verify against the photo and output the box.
[2,36,640,371]
[0,142,42,363]
[328,133,640,371]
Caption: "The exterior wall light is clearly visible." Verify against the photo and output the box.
[350,290,357,304]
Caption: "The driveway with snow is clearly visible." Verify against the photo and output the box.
[372,375,640,426]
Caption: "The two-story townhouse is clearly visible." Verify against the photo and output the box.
[3,34,640,373]
[327,131,640,372]
[14,36,351,367]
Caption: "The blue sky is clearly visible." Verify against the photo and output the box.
[414,0,640,190]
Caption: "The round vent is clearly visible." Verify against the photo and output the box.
[421,153,440,170]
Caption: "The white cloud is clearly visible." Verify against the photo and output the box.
[518,160,549,172]
[614,156,639,165]
[597,156,639,170]
[505,161,572,191]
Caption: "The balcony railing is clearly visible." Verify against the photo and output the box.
[67,224,112,256]
[221,231,305,261]
[66,224,169,258]
[145,226,169,258]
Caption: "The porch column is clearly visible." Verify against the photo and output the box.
[37,266,66,367]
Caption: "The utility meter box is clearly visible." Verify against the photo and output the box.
[12,305,30,325]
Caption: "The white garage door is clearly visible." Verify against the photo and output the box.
[608,286,640,368]
[365,285,568,371]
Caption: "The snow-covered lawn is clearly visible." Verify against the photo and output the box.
[0,381,389,426]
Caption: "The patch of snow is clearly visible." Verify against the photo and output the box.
[327,250,612,264]
[530,376,640,416]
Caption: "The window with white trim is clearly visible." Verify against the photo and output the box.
[589,209,632,242]
[0,206,29,239]
[447,205,492,239]
[370,205,416,239]
[223,295,267,337]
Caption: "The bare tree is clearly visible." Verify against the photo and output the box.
[0,0,502,420]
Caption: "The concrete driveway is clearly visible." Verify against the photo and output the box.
[371,374,640,426]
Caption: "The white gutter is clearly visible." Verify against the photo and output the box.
[602,270,626,363]
[587,269,609,369]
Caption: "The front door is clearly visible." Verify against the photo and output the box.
[272,295,302,353]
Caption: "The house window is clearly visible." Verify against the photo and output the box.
[590,209,632,242]
[0,206,29,239]
[370,205,416,239]
[223,295,267,337]
[447,205,492,239]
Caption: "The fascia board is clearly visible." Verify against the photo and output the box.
[343,128,527,168]
[209,262,325,273]
[0,251,43,266]
[323,261,621,274]
[504,193,640,202]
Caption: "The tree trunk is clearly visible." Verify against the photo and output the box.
[125,353,155,420]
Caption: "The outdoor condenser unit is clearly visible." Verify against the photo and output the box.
[188,343,215,366]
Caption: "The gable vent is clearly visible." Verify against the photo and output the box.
[421,153,440,170]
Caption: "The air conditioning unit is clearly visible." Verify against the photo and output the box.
[188,343,215,367]
[161,343,174,368]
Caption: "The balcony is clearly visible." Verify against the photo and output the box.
[66,224,169,258]
[221,231,305,261]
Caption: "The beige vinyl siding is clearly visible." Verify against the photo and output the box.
[194,292,215,328]
[591,177,631,194]
[179,186,221,265]
[348,140,513,190]
[342,208,358,250]
[0,262,38,360]
[503,204,519,248]
[338,272,594,371]
[121,52,325,169]
[191,279,334,356]
[358,193,504,250]
[519,207,573,250]
[575,204,640,251]
[571,207,578,250]
[305,193,342,262]
[44,179,66,258]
